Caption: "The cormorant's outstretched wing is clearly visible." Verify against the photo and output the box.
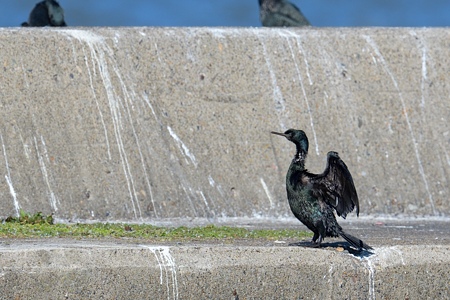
[261,1,310,27]
[277,2,310,26]
[305,151,359,218]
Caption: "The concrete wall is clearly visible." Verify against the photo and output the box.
[0,27,448,221]
[0,241,448,299]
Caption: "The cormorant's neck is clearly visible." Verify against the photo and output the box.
[291,145,307,170]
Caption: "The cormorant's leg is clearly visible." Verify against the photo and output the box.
[311,232,319,243]
[311,232,322,248]
[316,235,323,247]
[312,222,326,248]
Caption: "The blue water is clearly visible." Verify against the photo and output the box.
[2,0,450,27]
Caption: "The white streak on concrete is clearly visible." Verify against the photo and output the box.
[141,246,179,300]
[5,175,19,214]
[1,135,20,216]
[208,175,215,187]
[199,191,216,217]
[323,91,329,107]
[34,136,58,212]
[325,264,334,298]
[260,38,286,130]
[114,66,155,218]
[20,62,30,88]
[18,130,31,162]
[420,44,427,108]
[366,258,376,300]
[142,92,160,123]
[189,187,207,216]
[181,184,199,217]
[365,36,436,215]
[167,126,198,168]
[81,45,112,160]
[290,33,313,85]
[154,43,163,63]
[286,37,320,155]
[409,30,428,108]
[62,29,143,219]
[260,178,274,208]
[40,136,50,163]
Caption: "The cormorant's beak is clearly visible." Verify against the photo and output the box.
[271,131,288,138]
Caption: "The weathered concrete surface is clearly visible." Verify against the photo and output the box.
[0,27,449,222]
[0,219,449,299]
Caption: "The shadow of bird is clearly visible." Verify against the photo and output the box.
[259,0,310,27]
[271,129,372,252]
[21,0,67,27]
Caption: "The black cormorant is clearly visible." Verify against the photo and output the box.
[272,129,372,251]
[259,0,310,27]
[21,0,67,27]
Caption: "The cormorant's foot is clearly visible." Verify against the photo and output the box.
[310,241,321,248]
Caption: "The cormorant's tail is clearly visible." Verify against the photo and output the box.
[339,230,373,251]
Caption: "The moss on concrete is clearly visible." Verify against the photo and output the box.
[1,211,311,241]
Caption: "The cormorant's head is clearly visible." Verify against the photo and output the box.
[271,129,309,154]
[46,0,66,26]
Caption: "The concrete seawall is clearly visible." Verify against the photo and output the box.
[0,236,449,299]
[0,27,448,221]
[0,27,449,299]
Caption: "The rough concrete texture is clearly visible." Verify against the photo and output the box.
[0,223,449,300]
[1,219,449,299]
[0,27,448,221]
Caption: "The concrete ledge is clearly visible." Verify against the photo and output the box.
[1,220,449,298]
[0,27,448,221]
[0,239,448,299]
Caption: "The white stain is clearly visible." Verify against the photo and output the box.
[208,175,215,187]
[364,36,436,215]
[260,38,286,130]
[286,36,320,156]
[1,135,20,216]
[325,264,334,298]
[167,126,198,168]
[199,191,215,216]
[81,45,112,160]
[420,44,427,108]
[260,178,274,208]
[409,31,428,108]
[142,92,160,124]
[18,131,31,162]
[34,136,58,211]
[365,258,376,300]
[60,29,143,220]
[40,136,50,163]
[114,67,157,218]
[141,246,179,300]
[283,31,313,85]
[181,184,199,217]
[323,91,329,107]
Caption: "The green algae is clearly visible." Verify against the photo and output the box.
[1,211,311,241]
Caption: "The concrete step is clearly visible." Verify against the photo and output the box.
[1,219,449,299]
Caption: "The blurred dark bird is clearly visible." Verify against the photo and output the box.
[21,0,67,27]
[259,0,310,27]
[271,129,372,251]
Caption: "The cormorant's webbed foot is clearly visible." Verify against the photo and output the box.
[311,234,323,248]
